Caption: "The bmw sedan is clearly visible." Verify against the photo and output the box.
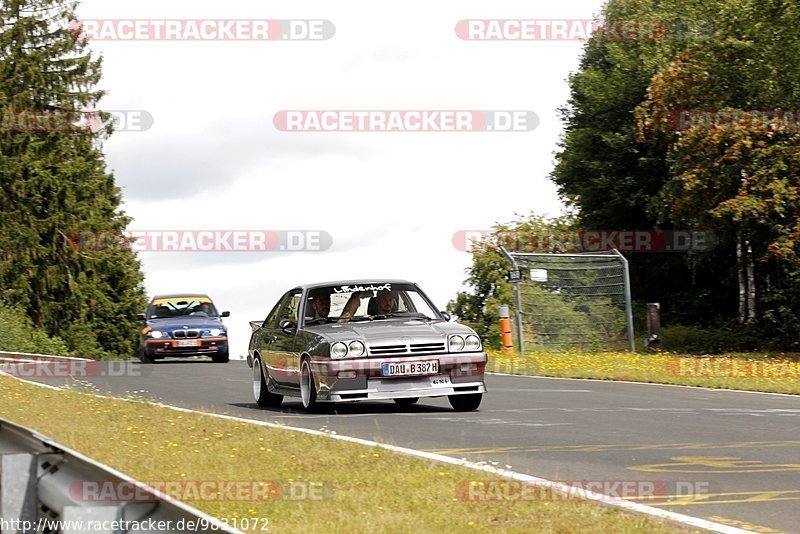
[137,294,230,363]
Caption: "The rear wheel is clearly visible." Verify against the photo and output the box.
[449,393,482,412]
[211,350,229,363]
[253,357,283,408]
[393,397,419,406]
[300,359,319,411]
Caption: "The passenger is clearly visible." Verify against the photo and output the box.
[308,292,331,324]
[192,303,212,317]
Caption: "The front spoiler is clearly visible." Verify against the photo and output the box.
[324,378,486,402]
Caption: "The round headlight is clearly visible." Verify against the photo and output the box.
[209,328,223,337]
[465,335,482,351]
[330,342,348,359]
[448,335,465,352]
[150,331,164,339]
[348,340,365,357]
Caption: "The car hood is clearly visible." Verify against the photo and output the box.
[306,319,474,343]
[146,316,225,330]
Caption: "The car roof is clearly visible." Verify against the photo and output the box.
[150,293,212,301]
[296,279,415,291]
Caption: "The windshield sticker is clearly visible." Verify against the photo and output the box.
[333,284,392,294]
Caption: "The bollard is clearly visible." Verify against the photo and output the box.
[498,305,513,353]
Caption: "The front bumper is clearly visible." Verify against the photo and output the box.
[144,337,228,358]
[310,352,487,402]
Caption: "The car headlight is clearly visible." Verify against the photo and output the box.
[465,335,482,351]
[448,335,465,352]
[209,328,224,337]
[330,342,348,359]
[348,340,365,357]
[149,330,165,339]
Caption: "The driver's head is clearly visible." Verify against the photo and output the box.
[376,291,398,314]
[197,303,211,313]
[312,293,331,318]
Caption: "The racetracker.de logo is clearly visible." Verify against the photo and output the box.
[455,19,713,41]
[67,230,333,253]
[0,360,146,378]
[452,229,716,253]
[455,480,710,502]
[0,110,153,133]
[273,110,538,132]
[670,109,800,131]
[69,19,335,41]
[67,480,330,503]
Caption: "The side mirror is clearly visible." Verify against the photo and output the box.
[440,311,451,322]
[136,313,147,321]
[221,311,231,317]
[278,319,296,333]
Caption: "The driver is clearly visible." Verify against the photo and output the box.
[375,290,399,315]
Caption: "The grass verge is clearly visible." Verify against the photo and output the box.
[0,376,690,533]
[487,350,800,395]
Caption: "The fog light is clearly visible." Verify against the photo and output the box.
[338,371,357,379]
[460,363,476,372]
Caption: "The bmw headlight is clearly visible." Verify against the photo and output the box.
[330,342,348,359]
[465,335,482,351]
[448,335,465,352]
[149,330,165,339]
[209,328,224,337]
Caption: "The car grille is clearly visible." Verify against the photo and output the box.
[172,330,200,339]
[368,342,446,356]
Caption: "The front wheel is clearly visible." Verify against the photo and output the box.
[253,357,283,408]
[211,350,229,363]
[138,345,155,364]
[300,359,319,411]
[449,393,482,412]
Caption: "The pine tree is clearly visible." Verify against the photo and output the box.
[0,0,146,358]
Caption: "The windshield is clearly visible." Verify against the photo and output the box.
[303,283,441,325]
[149,298,219,319]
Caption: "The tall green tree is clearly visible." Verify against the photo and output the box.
[0,0,146,357]
[552,0,800,344]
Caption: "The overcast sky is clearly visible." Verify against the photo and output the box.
[76,0,607,358]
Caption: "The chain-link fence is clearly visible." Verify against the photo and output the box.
[501,249,634,352]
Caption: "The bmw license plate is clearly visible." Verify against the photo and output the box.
[176,340,199,347]
[382,361,438,377]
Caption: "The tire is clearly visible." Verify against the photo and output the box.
[253,357,283,408]
[300,359,319,411]
[393,397,419,406]
[212,350,229,363]
[449,393,482,412]
[138,345,155,364]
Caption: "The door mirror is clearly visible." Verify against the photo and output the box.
[221,310,231,317]
[278,319,296,333]
[440,311,451,322]
[136,313,147,321]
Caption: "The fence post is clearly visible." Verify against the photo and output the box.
[611,248,636,352]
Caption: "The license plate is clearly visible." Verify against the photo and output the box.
[176,340,199,347]
[382,361,438,377]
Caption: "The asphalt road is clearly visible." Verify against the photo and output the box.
[28,359,800,533]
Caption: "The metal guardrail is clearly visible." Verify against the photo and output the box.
[0,351,93,362]
[0,415,240,533]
